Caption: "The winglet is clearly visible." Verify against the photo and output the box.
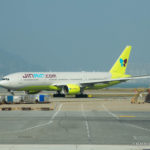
[109,46,132,78]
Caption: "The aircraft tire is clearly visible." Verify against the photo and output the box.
[53,94,65,98]
[75,94,88,98]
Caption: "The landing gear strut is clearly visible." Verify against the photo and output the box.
[53,91,65,98]
[8,89,15,95]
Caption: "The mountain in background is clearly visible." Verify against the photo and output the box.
[0,49,46,76]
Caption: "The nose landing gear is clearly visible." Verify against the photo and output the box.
[8,89,15,95]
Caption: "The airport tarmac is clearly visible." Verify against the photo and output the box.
[0,99,150,147]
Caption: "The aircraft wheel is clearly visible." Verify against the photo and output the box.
[75,94,88,98]
[53,94,65,97]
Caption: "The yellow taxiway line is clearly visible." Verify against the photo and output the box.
[119,116,136,118]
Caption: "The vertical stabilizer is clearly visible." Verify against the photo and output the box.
[109,46,132,77]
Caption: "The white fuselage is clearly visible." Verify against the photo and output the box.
[0,72,111,90]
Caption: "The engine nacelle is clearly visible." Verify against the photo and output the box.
[62,84,81,95]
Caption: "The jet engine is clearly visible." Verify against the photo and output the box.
[62,84,81,95]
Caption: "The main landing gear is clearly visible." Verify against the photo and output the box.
[75,94,88,98]
[75,88,88,98]
[53,91,65,97]
[53,92,88,98]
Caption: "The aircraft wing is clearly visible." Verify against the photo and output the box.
[80,75,150,87]
[52,75,150,87]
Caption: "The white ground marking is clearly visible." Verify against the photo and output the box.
[0,144,149,150]
[133,136,138,140]
[125,123,150,132]
[0,103,63,134]
[102,104,119,120]
[21,103,64,131]
[81,104,91,139]
[102,104,150,134]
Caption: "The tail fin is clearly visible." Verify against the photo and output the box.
[109,46,132,78]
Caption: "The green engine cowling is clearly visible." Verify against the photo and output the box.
[62,84,81,95]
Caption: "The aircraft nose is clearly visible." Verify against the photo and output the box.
[0,80,8,88]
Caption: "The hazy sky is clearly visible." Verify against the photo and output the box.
[0,0,150,71]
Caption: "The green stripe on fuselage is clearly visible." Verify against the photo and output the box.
[17,85,61,91]
[17,81,122,92]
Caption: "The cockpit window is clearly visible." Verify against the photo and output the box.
[2,78,9,80]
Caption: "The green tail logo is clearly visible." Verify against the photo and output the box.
[120,58,128,67]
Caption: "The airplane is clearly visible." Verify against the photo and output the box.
[0,45,149,97]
